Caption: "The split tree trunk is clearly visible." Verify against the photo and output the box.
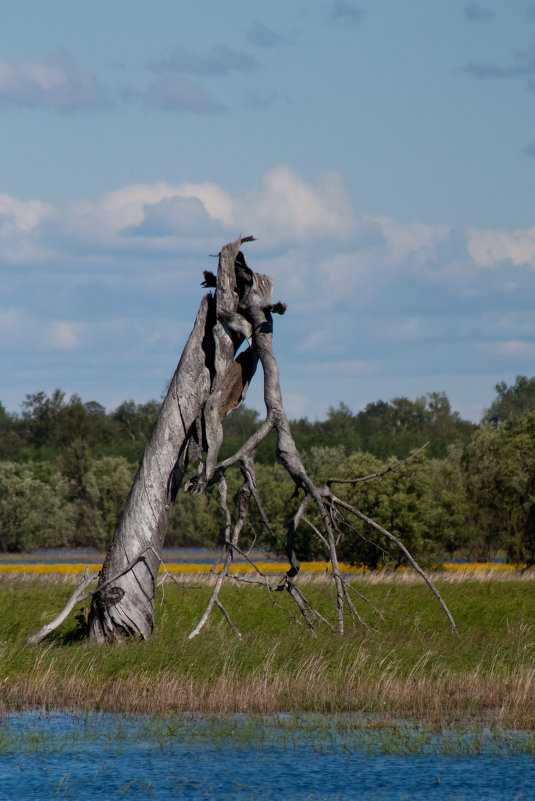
[88,237,255,641]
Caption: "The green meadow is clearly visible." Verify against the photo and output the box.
[1,570,534,728]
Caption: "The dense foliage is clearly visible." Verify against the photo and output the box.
[0,376,534,566]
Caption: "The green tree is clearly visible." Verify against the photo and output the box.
[316,450,436,569]
[463,412,535,564]
[483,376,535,424]
[110,399,161,461]
[427,443,469,558]
[82,457,137,549]
[0,461,73,552]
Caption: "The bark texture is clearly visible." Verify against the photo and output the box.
[88,237,257,640]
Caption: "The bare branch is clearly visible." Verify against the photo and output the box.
[29,568,95,645]
[215,599,242,638]
[331,494,457,631]
[326,442,430,487]
[217,419,274,470]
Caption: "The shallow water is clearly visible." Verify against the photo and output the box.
[1,712,534,800]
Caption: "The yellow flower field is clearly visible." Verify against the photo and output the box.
[0,559,521,575]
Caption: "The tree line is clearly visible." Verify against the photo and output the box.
[1,376,534,567]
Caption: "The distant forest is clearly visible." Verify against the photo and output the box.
[1,375,535,567]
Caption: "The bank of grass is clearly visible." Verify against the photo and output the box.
[1,570,535,727]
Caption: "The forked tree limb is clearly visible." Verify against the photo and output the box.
[188,240,456,638]
[331,494,457,631]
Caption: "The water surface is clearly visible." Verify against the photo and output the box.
[1,712,534,800]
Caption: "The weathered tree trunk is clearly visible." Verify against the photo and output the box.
[88,237,253,641]
[81,234,456,645]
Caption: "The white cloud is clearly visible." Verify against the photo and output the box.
[375,216,451,268]
[50,321,79,350]
[233,166,357,243]
[17,168,357,263]
[3,167,535,310]
[2,166,535,422]
[491,340,535,356]
[0,194,54,262]
[467,226,535,267]
[0,308,80,351]
[0,193,53,233]
[0,53,111,111]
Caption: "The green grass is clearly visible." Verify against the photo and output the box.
[1,572,535,727]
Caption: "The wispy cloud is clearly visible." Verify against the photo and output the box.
[242,88,276,111]
[141,76,227,113]
[245,20,293,48]
[483,340,535,357]
[462,42,535,79]
[0,52,112,111]
[149,45,259,76]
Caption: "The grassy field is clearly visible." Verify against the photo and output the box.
[1,569,535,728]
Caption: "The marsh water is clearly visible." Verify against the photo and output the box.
[1,712,535,800]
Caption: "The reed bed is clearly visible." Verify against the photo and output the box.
[2,562,535,584]
[1,573,535,728]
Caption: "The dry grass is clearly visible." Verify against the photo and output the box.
[3,654,535,729]
[1,572,535,727]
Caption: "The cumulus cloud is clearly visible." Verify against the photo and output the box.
[7,165,535,292]
[149,45,259,76]
[127,196,224,238]
[232,166,360,244]
[467,226,535,267]
[3,168,535,421]
[0,52,112,111]
[56,167,359,256]
[0,193,54,262]
[5,169,535,305]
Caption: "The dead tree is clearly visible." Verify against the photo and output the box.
[30,236,455,645]
[87,236,261,640]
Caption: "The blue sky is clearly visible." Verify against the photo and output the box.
[1,0,534,422]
